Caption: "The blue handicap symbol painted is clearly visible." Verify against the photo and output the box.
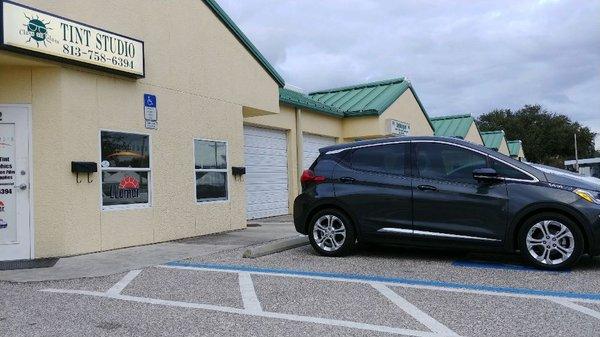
[144,94,156,108]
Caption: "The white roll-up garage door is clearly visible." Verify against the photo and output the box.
[303,133,337,169]
[244,125,289,219]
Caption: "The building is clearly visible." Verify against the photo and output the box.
[0,0,459,261]
[243,79,435,219]
[430,114,484,145]
[0,0,286,261]
[565,158,600,178]
[481,130,510,156]
[507,140,525,161]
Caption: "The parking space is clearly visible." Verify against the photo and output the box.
[27,244,600,337]
[3,244,600,336]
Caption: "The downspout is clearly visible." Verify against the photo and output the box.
[295,107,303,196]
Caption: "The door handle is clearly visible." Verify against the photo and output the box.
[339,177,356,183]
[417,184,437,191]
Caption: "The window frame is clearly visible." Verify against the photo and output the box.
[193,138,230,204]
[99,129,153,211]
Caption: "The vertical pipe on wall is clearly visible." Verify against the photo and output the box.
[295,107,303,196]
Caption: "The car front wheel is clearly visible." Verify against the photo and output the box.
[308,209,356,257]
[519,213,584,270]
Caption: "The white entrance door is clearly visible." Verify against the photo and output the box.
[303,133,337,169]
[244,125,289,219]
[0,105,32,261]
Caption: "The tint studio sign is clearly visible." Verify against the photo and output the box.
[1,1,145,77]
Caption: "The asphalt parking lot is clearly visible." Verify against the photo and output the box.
[2,243,600,336]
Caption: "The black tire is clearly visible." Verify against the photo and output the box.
[308,209,356,257]
[518,212,584,270]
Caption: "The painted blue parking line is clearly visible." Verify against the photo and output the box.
[452,260,571,273]
[165,261,600,301]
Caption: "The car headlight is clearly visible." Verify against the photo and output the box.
[574,189,600,204]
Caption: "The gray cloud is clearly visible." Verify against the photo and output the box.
[217,0,600,144]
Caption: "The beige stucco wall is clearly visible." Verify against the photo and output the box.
[342,89,434,140]
[12,0,279,114]
[464,123,484,145]
[498,138,510,156]
[0,0,279,258]
[518,147,526,160]
[302,111,343,139]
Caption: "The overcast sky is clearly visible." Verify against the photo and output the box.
[218,0,600,145]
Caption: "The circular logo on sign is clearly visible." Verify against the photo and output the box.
[101,160,110,168]
[22,14,54,47]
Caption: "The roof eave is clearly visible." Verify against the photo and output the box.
[279,99,344,118]
[406,84,435,132]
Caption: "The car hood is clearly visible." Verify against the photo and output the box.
[535,165,600,191]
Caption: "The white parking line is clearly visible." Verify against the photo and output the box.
[551,299,600,320]
[106,270,141,296]
[40,287,444,337]
[239,272,263,313]
[372,282,458,336]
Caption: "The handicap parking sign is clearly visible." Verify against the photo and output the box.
[144,94,157,129]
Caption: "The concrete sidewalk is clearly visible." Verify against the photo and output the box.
[0,220,296,283]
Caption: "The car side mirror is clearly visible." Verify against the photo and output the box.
[473,168,499,182]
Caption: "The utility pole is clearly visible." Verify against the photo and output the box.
[574,133,579,172]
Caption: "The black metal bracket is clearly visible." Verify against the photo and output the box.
[75,172,93,184]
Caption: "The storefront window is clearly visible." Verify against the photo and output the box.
[101,131,151,208]
[194,139,228,202]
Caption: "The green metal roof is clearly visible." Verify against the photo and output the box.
[279,88,344,118]
[309,78,409,116]
[306,78,434,129]
[507,140,523,157]
[430,114,475,139]
[481,130,506,150]
[202,0,285,87]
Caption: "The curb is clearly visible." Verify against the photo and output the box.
[243,236,309,258]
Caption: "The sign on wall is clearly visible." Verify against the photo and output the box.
[0,0,145,77]
[0,125,17,243]
[143,94,157,129]
[387,119,410,136]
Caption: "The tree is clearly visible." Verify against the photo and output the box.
[477,105,596,167]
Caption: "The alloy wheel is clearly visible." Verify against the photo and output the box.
[312,215,347,252]
[526,220,575,265]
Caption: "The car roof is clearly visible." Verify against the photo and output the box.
[320,136,546,182]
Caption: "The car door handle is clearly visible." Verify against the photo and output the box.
[339,177,356,183]
[417,184,437,191]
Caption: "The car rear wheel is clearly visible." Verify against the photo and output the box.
[308,209,356,257]
[518,212,584,270]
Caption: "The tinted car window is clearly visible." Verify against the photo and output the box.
[491,159,531,180]
[415,142,487,183]
[350,143,408,175]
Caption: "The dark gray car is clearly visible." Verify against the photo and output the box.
[293,136,600,270]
